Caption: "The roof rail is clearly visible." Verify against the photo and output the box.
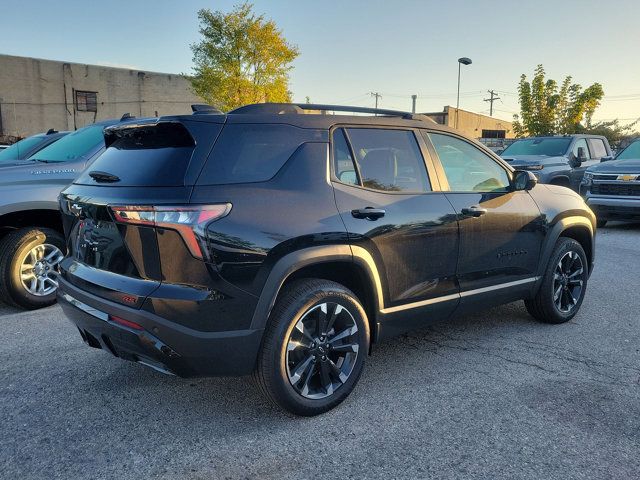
[191,104,224,115]
[228,103,433,121]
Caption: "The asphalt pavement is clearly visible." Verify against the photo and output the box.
[1,223,639,479]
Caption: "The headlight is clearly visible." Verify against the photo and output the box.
[581,172,594,186]
[522,164,544,171]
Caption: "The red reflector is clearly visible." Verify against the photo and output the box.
[109,315,144,331]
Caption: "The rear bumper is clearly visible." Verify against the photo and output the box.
[586,195,640,221]
[57,278,263,377]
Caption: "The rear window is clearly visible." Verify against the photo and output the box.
[197,124,320,185]
[74,122,203,187]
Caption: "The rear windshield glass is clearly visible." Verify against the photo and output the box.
[74,122,198,187]
[30,125,104,163]
[501,138,571,157]
[197,124,320,185]
[616,141,640,160]
[0,135,44,162]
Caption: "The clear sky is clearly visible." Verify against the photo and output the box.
[1,0,639,124]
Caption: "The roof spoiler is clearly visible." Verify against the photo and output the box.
[191,104,224,115]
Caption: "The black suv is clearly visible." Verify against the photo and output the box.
[58,104,596,415]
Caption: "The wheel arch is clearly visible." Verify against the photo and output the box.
[0,207,63,242]
[534,216,595,292]
[250,245,384,343]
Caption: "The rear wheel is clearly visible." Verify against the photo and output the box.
[0,228,65,309]
[525,237,588,324]
[254,279,369,416]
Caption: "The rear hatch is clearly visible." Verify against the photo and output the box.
[59,117,224,307]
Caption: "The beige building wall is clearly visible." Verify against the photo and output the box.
[0,54,203,138]
[424,106,514,139]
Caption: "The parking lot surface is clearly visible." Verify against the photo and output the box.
[1,223,639,479]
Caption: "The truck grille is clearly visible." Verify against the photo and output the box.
[591,183,640,196]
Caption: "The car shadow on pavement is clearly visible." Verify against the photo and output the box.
[73,300,540,421]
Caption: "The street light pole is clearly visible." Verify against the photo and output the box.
[455,57,472,129]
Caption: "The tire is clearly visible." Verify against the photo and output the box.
[525,237,589,324]
[253,278,370,416]
[0,227,65,310]
[596,219,607,228]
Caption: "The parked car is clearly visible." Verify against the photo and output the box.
[581,138,640,227]
[0,129,69,165]
[500,135,613,190]
[57,103,596,416]
[0,115,140,310]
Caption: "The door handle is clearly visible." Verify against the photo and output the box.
[461,206,488,217]
[351,208,386,220]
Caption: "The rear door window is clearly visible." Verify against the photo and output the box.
[337,128,431,193]
[587,138,607,159]
[197,124,320,185]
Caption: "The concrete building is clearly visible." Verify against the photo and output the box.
[0,54,203,141]
[423,106,514,142]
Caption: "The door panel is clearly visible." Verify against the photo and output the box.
[426,131,545,308]
[334,183,459,306]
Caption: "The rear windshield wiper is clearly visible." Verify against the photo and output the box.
[89,171,121,183]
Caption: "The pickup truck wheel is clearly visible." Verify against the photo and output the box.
[525,238,588,324]
[253,279,369,416]
[0,228,65,310]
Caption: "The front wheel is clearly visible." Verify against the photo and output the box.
[253,279,370,416]
[525,237,588,324]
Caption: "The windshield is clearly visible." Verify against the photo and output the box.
[502,138,572,157]
[29,125,104,163]
[616,141,640,161]
[0,136,45,162]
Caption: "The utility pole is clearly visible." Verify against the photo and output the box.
[484,90,500,116]
[411,95,417,114]
[370,92,381,110]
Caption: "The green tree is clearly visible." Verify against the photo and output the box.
[577,118,640,149]
[512,65,604,137]
[190,2,299,112]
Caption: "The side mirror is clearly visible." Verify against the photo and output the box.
[568,153,581,169]
[600,155,614,162]
[513,170,537,191]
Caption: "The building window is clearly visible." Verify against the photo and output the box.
[482,129,506,138]
[75,91,98,112]
[481,129,506,139]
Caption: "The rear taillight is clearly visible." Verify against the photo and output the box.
[110,204,231,260]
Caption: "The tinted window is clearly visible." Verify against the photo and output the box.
[429,133,510,192]
[75,122,203,187]
[617,140,640,160]
[332,129,358,185]
[501,137,571,156]
[0,135,44,162]
[345,128,430,192]
[572,139,591,159]
[198,124,319,185]
[30,125,104,163]
[588,138,607,158]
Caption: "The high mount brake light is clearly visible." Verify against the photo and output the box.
[110,204,231,260]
